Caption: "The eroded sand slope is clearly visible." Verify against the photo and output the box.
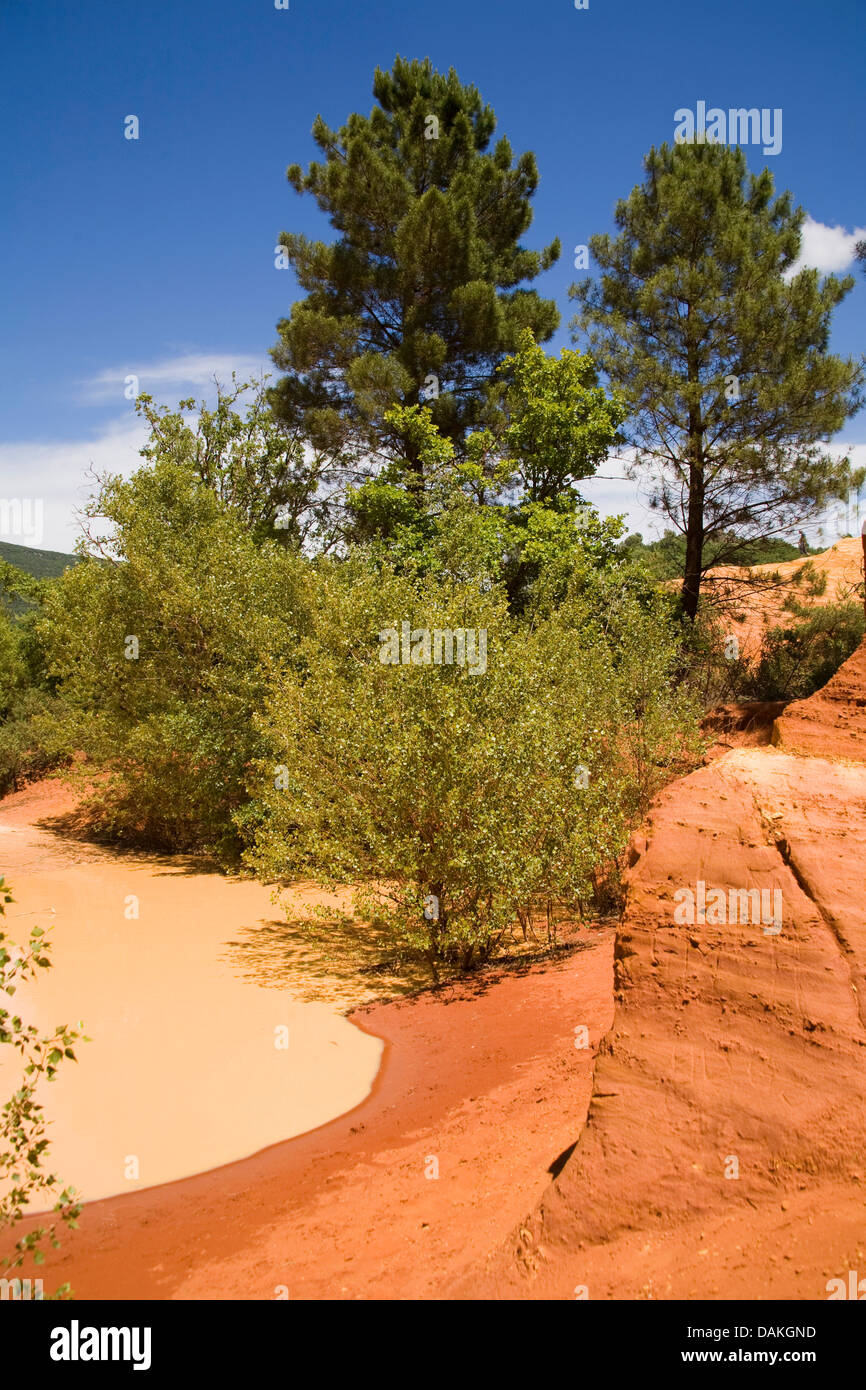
[702,535,864,661]
[460,642,866,1299]
[3,935,613,1298]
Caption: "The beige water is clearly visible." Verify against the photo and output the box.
[0,816,382,1208]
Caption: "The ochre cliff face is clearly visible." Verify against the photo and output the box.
[772,639,866,761]
[460,642,866,1300]
[696,536,865,662]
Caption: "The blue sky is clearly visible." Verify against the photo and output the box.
[1,0,864,550]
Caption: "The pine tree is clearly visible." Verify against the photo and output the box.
[570,142,863,619]
[270,56,560,477]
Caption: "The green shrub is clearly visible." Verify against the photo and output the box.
[242,561,700,978]
[742,600,865,701]
[1,877,84,1296]
[0,689,71,797]
[38,459,310,854]
[0,605,70,796]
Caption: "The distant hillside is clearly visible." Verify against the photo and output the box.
[621,529,814,583]
[0,540,80,617]
[0,539,79,581]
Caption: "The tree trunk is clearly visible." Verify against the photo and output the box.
[681,460,704,621]
[681,339,705,622]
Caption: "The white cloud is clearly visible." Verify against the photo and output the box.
[579,450,667,540]
[586,442,866,549]
[2,348,274,554]
[2,414,863,561]
[82,351,272,403]
[813,441,866,545]
[0,414,147,552]
[787,215,866,278]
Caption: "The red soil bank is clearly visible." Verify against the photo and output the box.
[701,701,786,759]
[458,643,866,1299]
[772,637,866,760]
[700,535,864,661]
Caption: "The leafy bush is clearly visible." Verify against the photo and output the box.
[742,600,865,701]
[346,333,627,611]
[0,602,70,797]
[786,560,828,599]
[683,595,865,707]
[242,560,700,978]
[1,877,83,1296]
[0,689,71,797]
[38,457,310,854]
[132,378,339,551]
[28,371,702,975]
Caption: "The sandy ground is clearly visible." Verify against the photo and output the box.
[0,780,383,1206]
